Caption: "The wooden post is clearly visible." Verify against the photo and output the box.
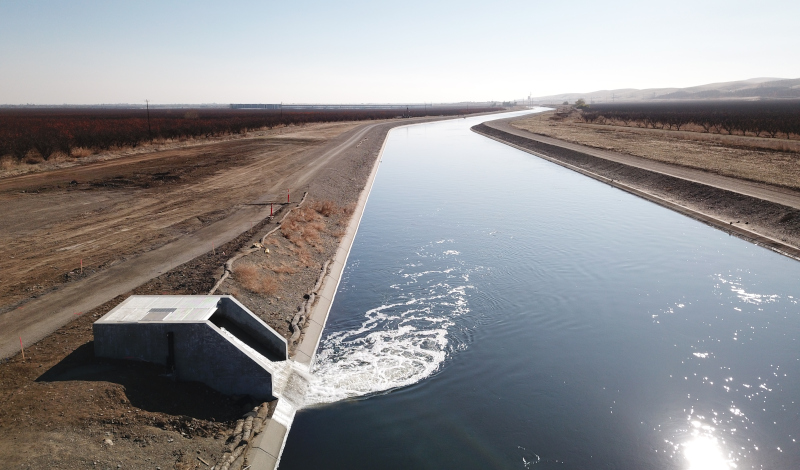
[146,99,152,139]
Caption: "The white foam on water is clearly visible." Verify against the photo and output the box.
[303,292,467,405]
[301,244,475,406]
[217,245,476,415]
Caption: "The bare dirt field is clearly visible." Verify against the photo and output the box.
[0,116,441,469]
[0,122,361,313]
[512,111,800,190]
[0,126,303,180]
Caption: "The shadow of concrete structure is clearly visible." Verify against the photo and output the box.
[36,341,252,422]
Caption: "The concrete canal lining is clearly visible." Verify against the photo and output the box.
[246,118,400,470]
[471,121,800,263]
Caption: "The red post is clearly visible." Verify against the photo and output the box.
[287,189,290,203]
[270,203,273,216]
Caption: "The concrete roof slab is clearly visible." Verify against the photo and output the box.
[96,295,222,324]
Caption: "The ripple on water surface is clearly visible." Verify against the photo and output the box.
[281,111,800,470]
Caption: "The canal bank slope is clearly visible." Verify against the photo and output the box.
[473,118,800,262]
[244,117,392,470]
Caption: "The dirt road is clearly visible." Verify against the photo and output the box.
[0,120,385,359]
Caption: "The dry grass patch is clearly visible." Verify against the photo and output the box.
[512,113,800,190]
[281,200,346,248]
[281,208,325,247]
[310,200,339,217]
[286,244,313,267]
[0,156,21,171]
[271,262,299,274]
[70,147,94,158]
[580,120,800,153]
[233,261,278,295]
[278,199,351,266]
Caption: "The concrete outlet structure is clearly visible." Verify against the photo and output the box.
[93,295,287,399]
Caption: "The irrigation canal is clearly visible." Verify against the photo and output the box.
[279,109,800,469]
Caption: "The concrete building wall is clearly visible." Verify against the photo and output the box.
[216,297,287,360]
[94,321,274,399]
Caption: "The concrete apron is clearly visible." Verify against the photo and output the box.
[246,123,394,470]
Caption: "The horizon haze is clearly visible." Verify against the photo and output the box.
[1,0,799,104]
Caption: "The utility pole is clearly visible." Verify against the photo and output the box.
[145,99,152,139]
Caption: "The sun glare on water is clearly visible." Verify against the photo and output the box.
[683,431,735,470]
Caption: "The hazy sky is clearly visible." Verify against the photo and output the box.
[1,0,798,104]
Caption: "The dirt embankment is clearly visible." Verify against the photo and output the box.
[473,121,800,260]
[512,111,800,191]
[0,116,421,469]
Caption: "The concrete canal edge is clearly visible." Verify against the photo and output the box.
[471,123,800,263]
[245,122,394,470]
[292,122,390,367]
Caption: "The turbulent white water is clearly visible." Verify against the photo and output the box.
[217,241,477,416]
[219,239,476,414]
[302,242,475,406]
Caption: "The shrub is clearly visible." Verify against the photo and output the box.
[310,199,338,217]
[234,262,278,295]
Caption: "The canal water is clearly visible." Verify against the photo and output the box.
[280,110,800,469]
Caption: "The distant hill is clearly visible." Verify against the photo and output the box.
[525,77,800,104]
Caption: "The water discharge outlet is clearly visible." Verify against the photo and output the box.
[93,295,287,399]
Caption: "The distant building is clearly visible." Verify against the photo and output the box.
[230,104,282,109]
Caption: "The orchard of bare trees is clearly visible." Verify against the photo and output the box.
[0,107,500,162]
[579,101,800,139]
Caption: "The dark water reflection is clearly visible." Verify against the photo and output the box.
[280,110,800,469]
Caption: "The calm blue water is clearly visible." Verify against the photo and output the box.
[281,110,800,469]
